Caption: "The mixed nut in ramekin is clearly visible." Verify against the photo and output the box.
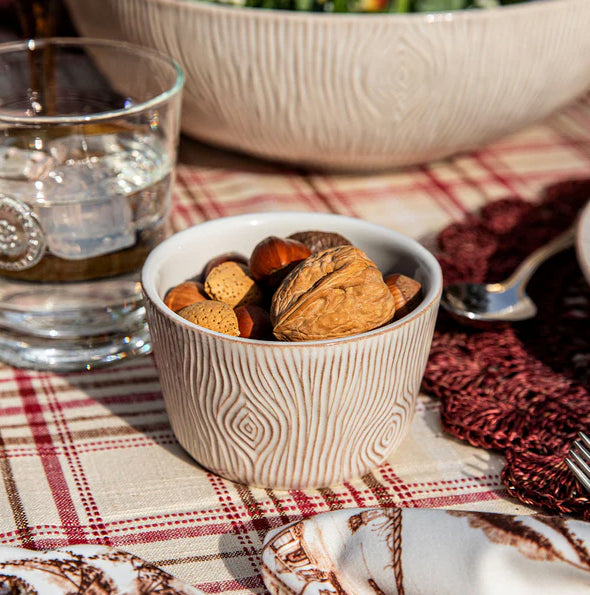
[163,228,424,342]
[141,212,442,489]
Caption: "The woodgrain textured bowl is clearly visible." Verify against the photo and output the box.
[66,0,590,170]
[141,213,442,489]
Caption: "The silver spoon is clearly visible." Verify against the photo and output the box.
[441,225,576,323]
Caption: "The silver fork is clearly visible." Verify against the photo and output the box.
[565,432,590,494]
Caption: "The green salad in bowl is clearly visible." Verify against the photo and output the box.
[200,0,534,13]
[65,0,589,170]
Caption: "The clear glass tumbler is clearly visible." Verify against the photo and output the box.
[0,38,184,371]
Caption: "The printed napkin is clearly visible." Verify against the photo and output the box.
[262,508,590,594]
[0,544,205,595]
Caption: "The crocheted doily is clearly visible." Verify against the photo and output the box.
[423,178,590,520]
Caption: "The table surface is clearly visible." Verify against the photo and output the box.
[1,93,590,594]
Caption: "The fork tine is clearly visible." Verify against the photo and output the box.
[566,432,590,493]
[566,457,590,492]
[578,431,590,450]
[575,435,590,463]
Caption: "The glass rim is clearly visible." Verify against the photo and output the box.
[0,36,184,125]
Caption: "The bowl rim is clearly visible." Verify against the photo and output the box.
[141,211,443,347]
[136,0,577,23]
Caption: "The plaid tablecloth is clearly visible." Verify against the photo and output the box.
[1,95,590,594]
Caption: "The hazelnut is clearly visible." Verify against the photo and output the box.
[178,300,240,336]
[204,261,263,308]
[384,273,422,320]
[287,230,351,254]
[202,251,249,280]
[249,236,311,287]
[234,304,273,340]
[164,280,208,313]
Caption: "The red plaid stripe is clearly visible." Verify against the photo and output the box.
[1,96,590,594]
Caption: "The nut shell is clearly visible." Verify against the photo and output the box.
[164,280,208,313]
[178,300,240,336]
[287,230,351,254]
[202,251,248,280]
[235,304,273,340]
[204,261,263,308]
[384,273,422,320]
[249,236,311,287]
[271,245,396,341]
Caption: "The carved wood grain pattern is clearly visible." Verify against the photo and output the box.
[66,0,590,169]
[146,296,438,489]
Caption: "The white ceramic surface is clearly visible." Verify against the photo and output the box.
[261,507,590,594]
[64,0,590,171]
[0,544,205,594]
[141,213,442,489]
[576,200,590,286]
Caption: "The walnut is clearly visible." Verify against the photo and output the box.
[270,245,396,341]
[287,230,352,254]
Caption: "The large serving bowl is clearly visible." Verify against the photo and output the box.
[65,0,590,170]
[141,213,442,489]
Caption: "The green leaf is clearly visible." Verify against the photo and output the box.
[413,0,469,11]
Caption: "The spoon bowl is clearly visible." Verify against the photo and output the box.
[441,226,576,323]
[442,281,537,323]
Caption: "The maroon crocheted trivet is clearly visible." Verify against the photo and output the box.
[423,178,590,520]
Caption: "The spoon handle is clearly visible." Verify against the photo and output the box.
[503,225,576,289]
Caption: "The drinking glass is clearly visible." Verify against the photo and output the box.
[0,37,184,371]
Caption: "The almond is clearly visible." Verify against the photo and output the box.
[202,251,249,280]
[204,261,263,308]
[178,300,240,336]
